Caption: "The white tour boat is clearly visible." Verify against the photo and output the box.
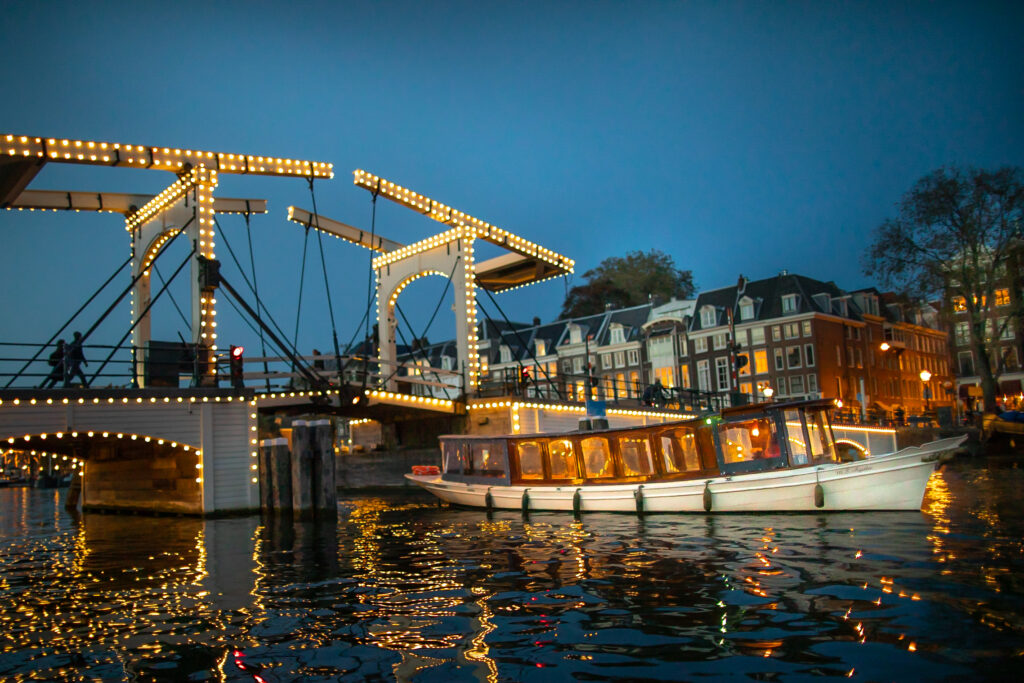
[405,399,966,513]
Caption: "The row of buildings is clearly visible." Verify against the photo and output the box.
[401,270,976,421]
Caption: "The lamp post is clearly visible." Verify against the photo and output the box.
[920,369,932,413]
[880,341,906,420]
[759,383,774,402]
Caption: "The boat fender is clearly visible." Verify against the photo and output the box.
[634,484,644,515]
[703,482,713,512]
[521,488,530,516]
[485,487,494,512]
[814,471,825,508]
[572,488,582,518]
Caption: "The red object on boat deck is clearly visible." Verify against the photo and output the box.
[411,465,440,476]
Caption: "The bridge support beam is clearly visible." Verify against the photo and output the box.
[128,167,221,387]
[376,237,477,395]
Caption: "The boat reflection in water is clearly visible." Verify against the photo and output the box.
[410,399,967,513]
[2,457,1023,681]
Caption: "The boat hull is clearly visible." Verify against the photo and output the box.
[406,436,965,513]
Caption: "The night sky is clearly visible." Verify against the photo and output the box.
[2,1,1022,365]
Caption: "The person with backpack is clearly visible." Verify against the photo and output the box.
[64,331,88,387]
[42,340,66,389]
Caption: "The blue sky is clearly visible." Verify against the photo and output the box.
[1,1,1022,366]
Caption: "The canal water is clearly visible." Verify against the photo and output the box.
[1,456,1022,682]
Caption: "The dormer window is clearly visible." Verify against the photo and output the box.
[569,325,583,345]
[782,294,799,313]
[534,339,546,356]
[738,297,755,321]
[610,324,625,344]
[441,355,454,370]
[499,345,512,363]
[700,306,717,328]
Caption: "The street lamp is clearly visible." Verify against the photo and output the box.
[920,369,932,412]
[880,341,906,420]
[759,383,774,401]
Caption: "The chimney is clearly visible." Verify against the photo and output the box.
[532,316,541,326]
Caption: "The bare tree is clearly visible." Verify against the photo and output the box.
[863,166,1024,411]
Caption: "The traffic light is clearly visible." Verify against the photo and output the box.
[735,353,749,370]
[229,345,244,389]
[520,366,531,384]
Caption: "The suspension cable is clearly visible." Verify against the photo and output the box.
[292,223,311,356]
[361,186,380,389]
[383,304,455,400]
[477,288,562,399]
[152,262,191,333]
[215,216,298,360]
[6,253,131,388]
[77,219,191,350]
[87,247,195,386]
[242,209,271,391]
[308,178,342,382]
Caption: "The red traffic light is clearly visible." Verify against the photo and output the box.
[231,345,245,358]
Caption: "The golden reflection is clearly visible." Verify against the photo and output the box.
[344,497,501,680]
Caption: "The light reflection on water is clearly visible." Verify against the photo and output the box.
[2,456,1024,681]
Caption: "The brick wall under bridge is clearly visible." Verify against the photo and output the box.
[0,389,257,515]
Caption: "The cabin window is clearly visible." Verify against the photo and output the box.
[783,409,809,465]
[516,441,545,479]
[718,418,780,466]
[805,410,836,463]
[548,439,578,479]
[581,437,614,478]
[619,436,654,476]
[442,441,466,474]
[659,428,702,473]
[470,440,505,477]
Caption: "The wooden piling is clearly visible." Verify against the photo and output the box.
[257,439,275,512]
[65,472,82,510]
[265,437,291,511]
[311,419,337,516]
[290,420,315,517]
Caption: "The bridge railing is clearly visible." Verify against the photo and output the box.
[232,354,463,398]
[476,371,731,413]
[0,341,138,389]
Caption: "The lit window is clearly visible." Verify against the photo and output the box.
[516,441,544,480]
[581,437,613,478]
[548,440,577,479]
[619,437,654,476]
[659,428,702,472]
[996,288,1011,307]
[754,349,769,374]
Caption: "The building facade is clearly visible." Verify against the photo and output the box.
[399,273,955,420]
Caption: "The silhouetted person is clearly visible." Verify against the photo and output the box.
[42,340,66,389]
[65,331,88,387]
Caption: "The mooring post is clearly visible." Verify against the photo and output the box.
[265,437,291,512]
[311,418,337,517]
[257,438,275,512]
[65,472,82,510]
[290,420,315,518]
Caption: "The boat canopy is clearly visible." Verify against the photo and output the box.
[439,399,841,486]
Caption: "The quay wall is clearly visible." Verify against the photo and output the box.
[335,449,440,489]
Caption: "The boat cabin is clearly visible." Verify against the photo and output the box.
[439,399,842,486]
